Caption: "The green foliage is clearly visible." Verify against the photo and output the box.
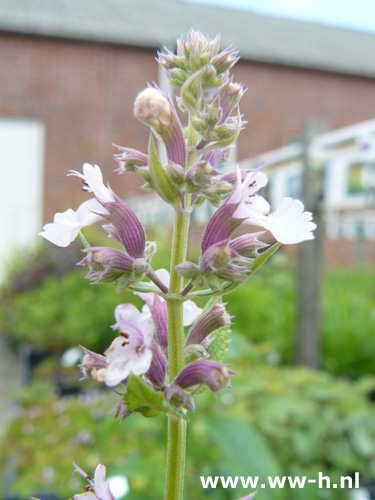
[0,269,134,354]
[321,269,375,376]
[228,266,375,377]
[207,324,231,363]
[221,366,375,500]
[206,417,284,500]
[2,366,375,500]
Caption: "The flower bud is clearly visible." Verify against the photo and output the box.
[227,81,244,107]
[148,295,168,352]
[135,88,187,170]
[134,88,171,134]
[199,241,252,282]
[145,241,157,260]
[181,73,203,112]
[79,347,107,379]
[165,68,189,88]
[131,258,149,280]
[200,241,234,273]
[228,233,268,258]
[190,116,205,134]
[186,302,230,347]
[186,161,218,191]
[204,100,222,128]
[165,384,195,412]
[204,180,233,201]
[201,146,232,168]
[173,360,236,393]
[112,145,148,174]
[146,339,166,387]
[166,162,186,187]
[111,399,133,422]
[102,194,146,259]
[200,64,220,88]
[184,343,209,362]
[78,247,134,284]
[174,261,201,280]
[211,46,240,74]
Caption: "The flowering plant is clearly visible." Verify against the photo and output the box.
[40,30,315,500]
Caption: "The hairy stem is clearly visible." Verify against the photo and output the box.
[164,118,196,500]
[165,209,190,500]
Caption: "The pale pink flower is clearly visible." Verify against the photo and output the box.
[93,304,154,387]
[245,197,316,245]
[39,198,105,247]
[201,166,268,254]
[68,163,115,203]
[73,463,115,500]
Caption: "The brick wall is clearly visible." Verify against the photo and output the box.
[1,33,375,223]
[233,61,375,160]
[0,34,156,221]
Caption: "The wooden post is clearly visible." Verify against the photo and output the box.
[295,119,326,368]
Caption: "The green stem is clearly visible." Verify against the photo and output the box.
[167,210,190,379]
[165,209,190,500]
[164,118,196,500]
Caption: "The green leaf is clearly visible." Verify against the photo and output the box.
[148,134,181,207]
[250,243,281,275]
[206,417,285,500]
[208,323,231,363]
[124,374,187,420]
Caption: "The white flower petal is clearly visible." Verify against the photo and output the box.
[113,304,154,341]
[155,268,170,287]
[39,208,81,247]
[130,349,153,376]
[103,337,152,387]
[83,163,114,203]
[74,493,98,500]
[135,291,154,307]
[183,300,203,326]
[94,465,114,500]
[261,198,316,244]
[235,194,270,220]
[76,198,108,227]
[39,197,110,248]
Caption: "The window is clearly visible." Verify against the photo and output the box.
[0,117,45,279]
[347,162,364,195]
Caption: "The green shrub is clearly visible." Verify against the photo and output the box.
[227,267,375,377]
[0,269,133,354]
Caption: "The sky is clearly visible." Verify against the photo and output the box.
[180,0,375,33]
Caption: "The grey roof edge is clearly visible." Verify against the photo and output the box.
[0,0,374,78]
